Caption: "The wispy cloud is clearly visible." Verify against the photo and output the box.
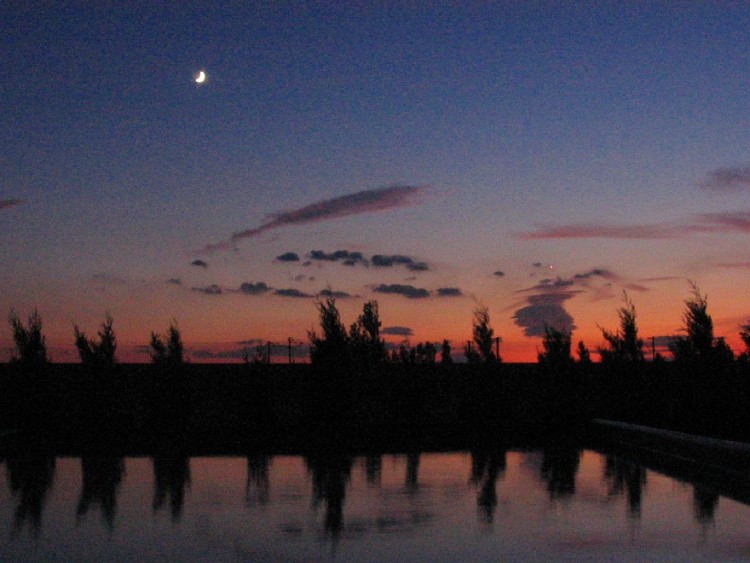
[239,282,272,295]
[204,185,426,251]
[318,288,355,299]
[518,223,715,240]
[699,166,750,191]
[0,199,24,210]
[698,212,750,233]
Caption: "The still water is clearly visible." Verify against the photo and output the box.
[1,449,749,562]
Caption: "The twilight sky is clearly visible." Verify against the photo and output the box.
[3,3,750,362]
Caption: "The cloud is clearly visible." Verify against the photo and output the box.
[276,252,300,262]
[382,326,414,337]
[309,249,367,266]
[192,284,222,295]
[494,271,505,277]
[513,291,578,337]
[204,184,426,251]
[572,268,617,281]
[191,259,209,268]
[274,288,313,298]
[699,166,750,191]
[436,287,463,297]
[372,284,430,299]
[239,282,272,295]
[167,278,182,285]
[518,223,710,240]
[0,199,24,210]
[318,288,354,299]
[698,211,750,233]
[371,254,429,271]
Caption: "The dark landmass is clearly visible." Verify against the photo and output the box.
[0,361,749,456]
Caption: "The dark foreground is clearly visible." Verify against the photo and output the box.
[1,362,750,455]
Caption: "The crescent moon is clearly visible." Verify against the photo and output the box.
[195,71,206,84]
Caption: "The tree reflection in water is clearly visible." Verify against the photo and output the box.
[405,453,420,494]
[152,455,191,522]
[604,454,647,520]
[76,456,125,529]
[5,456,56,535]
[246,454,270,506]
[693,485,719,527]
[363,454,382,487]
[540,447,581,500]
[469,450,507,524]
[305,454,353,540]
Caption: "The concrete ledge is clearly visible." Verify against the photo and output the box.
[592,419,750,469]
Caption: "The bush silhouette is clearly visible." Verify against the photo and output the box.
[74,314,117,369]
[8,308,48,369]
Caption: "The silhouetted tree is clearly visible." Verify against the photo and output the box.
[669,283,732,367]
[149,321,184,367]
[308,296,349,367]
[739,322,750,363]
[471,306,500,365]
[349,300,386,367]
[74,314,117,369]
[538,326,573,369]
[414,342,437,364]
[598,292,645,365]
[440,339,453,366]
[8,308,48,369]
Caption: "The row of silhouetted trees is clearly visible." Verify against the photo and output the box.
[6,282,750,370]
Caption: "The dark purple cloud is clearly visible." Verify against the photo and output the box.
[239,282,272,295]
[204,185,426,251]
[274,288,313,298]
[513,291,578,337]
[436,287,463,297]
[494,271,505,277]
[371,254,429,271]
[167,278,182,285]
[192,284,222,295]
[276,252,300,262]
[191,259,209,268]
[318,288,354,299]
[309,249,367,266]
[372,284,430,299]
[699,166,750,191]
[382,326,414,336]
[0,199,23,210]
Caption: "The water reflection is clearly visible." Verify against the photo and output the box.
[540,446,581,500]
[245,454,270,506]
[1,449,749,560]
[76,456,125,528]
[152,455,190,522]
[5,456,55,535]
[469,450,507,524]
[604,454,647,519]
[305,454,353,539]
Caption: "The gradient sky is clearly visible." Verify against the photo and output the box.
[3,3,750,362]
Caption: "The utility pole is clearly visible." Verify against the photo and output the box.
[267,341,272,364]
[651,336,656,361]
[494,337,500,360]
[288,337,293,364]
